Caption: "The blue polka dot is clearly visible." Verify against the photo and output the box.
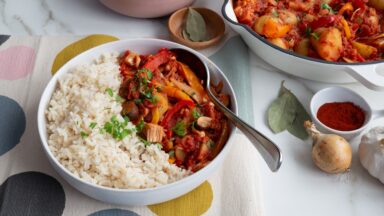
[89,209,140,216]
[0,172,66,216]
[0,95,26,156]
[0,35,10,45]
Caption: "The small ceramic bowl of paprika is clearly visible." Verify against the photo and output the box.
[310,86,382,140]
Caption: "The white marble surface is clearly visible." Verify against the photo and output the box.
[0,0,220,36]
[2,0,384,216]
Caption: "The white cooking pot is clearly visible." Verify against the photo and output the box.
[222,0,384,91]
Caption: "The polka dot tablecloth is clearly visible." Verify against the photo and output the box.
[0,35,262,216]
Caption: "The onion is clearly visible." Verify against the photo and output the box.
[304,121,352,174]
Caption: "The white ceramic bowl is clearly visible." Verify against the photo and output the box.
[310,87,372,139]
[99,0,195,18]
[37,38,238,205]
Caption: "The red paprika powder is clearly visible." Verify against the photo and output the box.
[317,102,365,131]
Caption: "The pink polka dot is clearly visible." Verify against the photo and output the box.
[0,46,36,80]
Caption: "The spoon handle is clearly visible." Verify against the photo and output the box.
[207,90,282,172]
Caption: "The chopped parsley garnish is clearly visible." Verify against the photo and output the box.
[136,119,145,132]
[168,150,175,157]
[103,115,132,140]
[139,136,150,146]
[192,108,202,119]
[206,139,215,149]
[135,68,157,105]
[140,86,155,99]
[155,143,163,150]
[89,122,97,129]
[134,98,143,104]
[172,121,187,137]
[105,88,113,97]
[80,131,89,138]
[272,10,279,17]
[311,32,320,40]
[115,95,123,103]
[138,68,153,80]
[305,27,312,37]
[321,3,335,14]
[148,94,158,104]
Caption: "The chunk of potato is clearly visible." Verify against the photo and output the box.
[268,38,288,49]
[294,39,310,56]
[310,27,343,61]
[253,15,291,38]
[278,10,298,25]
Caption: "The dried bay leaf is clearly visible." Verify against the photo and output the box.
[268,93,296,133]
[182,29,190,41]
[185,8,207,42]
[267,81,311,140]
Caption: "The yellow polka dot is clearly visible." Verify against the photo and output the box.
[148,181,213,216]
[51,34,119,74]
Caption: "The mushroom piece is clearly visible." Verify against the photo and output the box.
[142,123,165,143]
[197,116,212,129]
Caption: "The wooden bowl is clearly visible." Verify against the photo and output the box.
[168,7,225,49]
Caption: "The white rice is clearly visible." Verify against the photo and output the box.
[46,53,189,189]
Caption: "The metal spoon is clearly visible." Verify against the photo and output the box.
[171,48,282,172]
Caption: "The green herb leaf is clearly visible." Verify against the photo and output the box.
[206,139,215,149]
[134,98,143,104]
[102,115,132,141]
[272,10,279,17]
[120,129,132,139]
[182,29,190,40]
[321,3,335,14]
[80,131,89,138]
[169,150,175,157]
[136,119,145,132]
[139,136,150,146]
[305,27,312,37]
[105,88,113,97]
[192,107,202,119]
[185,8,208,42]
[89,122,97,129]
[138,68,153,80]
[311,32,320,40]
[148,95,158,104]
[267,81,311,140]
[156,143,163,150]
[172,121,187,137]
[115,95,123,103]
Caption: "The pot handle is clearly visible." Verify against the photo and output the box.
[345,65,384,91]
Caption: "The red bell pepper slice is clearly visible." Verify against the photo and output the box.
[309,15,337,30]
[143,48,173,72]
[351,0,365,9]
[160,100,195,129]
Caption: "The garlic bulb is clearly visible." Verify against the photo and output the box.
[358,127,384,183]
